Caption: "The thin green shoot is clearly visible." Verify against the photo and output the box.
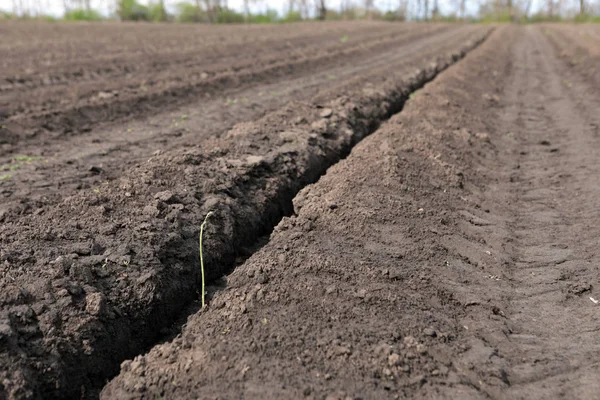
[200,211,214,308]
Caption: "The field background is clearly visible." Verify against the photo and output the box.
[2,0,600,24]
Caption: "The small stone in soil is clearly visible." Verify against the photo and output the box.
[423,327,437,337]
[388,353,401,366]
[320,108,333,118]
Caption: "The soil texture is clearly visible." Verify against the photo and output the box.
[103,25,600,400]
[3,22,600,400]
[0,23,489,399]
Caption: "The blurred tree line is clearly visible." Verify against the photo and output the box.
[2,0,599,22]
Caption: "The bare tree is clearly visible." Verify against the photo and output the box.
[523,0,533,16]
[364,0,374,18]
[397,0,408,19]
[287,0,297,12]
[243,0,255,21]
[194,0,203,20]
[340,0,348,12]
[19,0,30,16]
[299,0,310,18]
[432,0,439,18]
[316,0,326,19]
[340,0,355,18]
[203,0,223,22]
[414,0,422,19]
[203,0,217,22]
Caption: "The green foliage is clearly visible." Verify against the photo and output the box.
[382,10,407,21]
[214,8,244,23]
[338,7,361,20]
[323,9,342,20]
[281,10,303,23]
[175,2,203,22]
[64,8,103,21]
[478,12,514,23]
[117,0,150,21]
[0,10,15,19]
[525,12,562,23]
[573,13,600,23]
[6,1,598,24]
[149,2,169,22]
[1,10,57,20]
[248,9,279,23]
[174,3,245,24]
[40,14,59,21]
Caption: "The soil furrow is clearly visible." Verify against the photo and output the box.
[449,26,600,399]
[542,24,600,93]
[0,22,403,82]
[102,24,600,400]
[0,26,491,400]
[0,25,482,210]
[101,25,513,400]
[0,24,426,90]
[0,24,452,144]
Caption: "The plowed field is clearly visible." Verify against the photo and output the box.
[1,21,600,400]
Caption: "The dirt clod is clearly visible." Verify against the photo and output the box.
[423,327,437,337]
[85,292,106,316]
[320,108,333,118]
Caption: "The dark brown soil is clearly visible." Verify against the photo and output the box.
[4,21,599,400]
[542,23,600,89]
[0,22,451,150]
[0,23,475,215]
[102,25,600,400]
[453,25,600,399]
[0,23,490,400]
